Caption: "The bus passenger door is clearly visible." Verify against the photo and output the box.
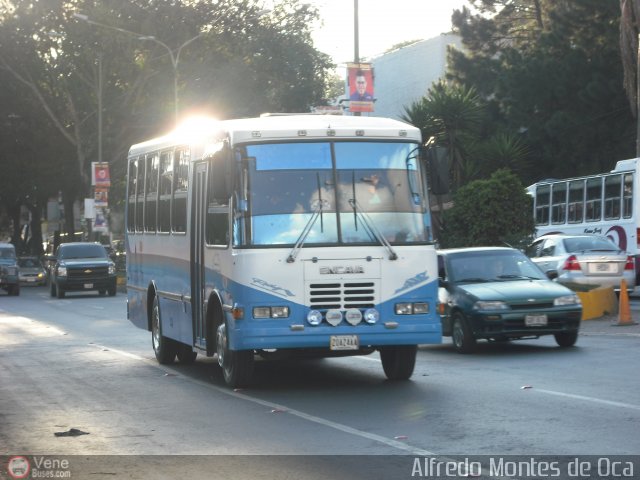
[191,161,207,350]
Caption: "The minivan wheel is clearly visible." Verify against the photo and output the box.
[555,331,578,347]
[452,312,476,353]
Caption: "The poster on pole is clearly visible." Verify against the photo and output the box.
[347,63,375,113]
[92,162,111,187]
[93,207,108,233]
[94,187,109,207]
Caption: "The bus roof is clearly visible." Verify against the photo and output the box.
[128,114,422,157]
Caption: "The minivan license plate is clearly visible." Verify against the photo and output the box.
[525,314,547,326]
[330,335,359,351]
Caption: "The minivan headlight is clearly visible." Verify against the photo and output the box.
[554,294,581,306]
[473,301,509,310]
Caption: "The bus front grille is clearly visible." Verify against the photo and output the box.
[308,282,376,310]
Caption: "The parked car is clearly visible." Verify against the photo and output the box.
[525,234,635,293]
[18,256,47,286]
[0,243,20,296]
[437,247,582,353]
[48,242,117,298]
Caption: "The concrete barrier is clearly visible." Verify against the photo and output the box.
[576,287,618,320]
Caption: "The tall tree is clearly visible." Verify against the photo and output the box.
[620,0,640,154]
[0,0,334,243]
[449,0,635,183]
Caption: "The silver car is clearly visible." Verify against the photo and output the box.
[18,256,47,286]
[526,234,635,293]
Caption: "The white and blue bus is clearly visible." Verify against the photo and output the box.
[526,157,640,283]
[125,114,442,387]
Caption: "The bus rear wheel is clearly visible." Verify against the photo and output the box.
[380,345,417,380]
[216,322,254,388]
[151,297,176,364]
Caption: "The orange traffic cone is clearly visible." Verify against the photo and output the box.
[613,279,638,326]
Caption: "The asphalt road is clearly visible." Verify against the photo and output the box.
[1,287,639,479]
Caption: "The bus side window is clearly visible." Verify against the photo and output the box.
[568,179,584,223]
[135,155,145,233]
[623,173,633,219]
[158,151,173,233]
[206,205,229,246]
[585,177,602,222]
[145,153,159,232]
[127,157,138,232]
[551,182,567,224]
[604,174,621,220]
[535,184,550,225]
[172,147,189,233]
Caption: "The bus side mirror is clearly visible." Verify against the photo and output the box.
[424,145,450,195]
[210,151,234,204]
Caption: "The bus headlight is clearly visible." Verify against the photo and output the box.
[395,302,430,315]
[307,310,322,326]
[271,306,289,318]
[253,306,290,319]
[325,309,343,326]
[364,308,379,324]
[345,308,362,326]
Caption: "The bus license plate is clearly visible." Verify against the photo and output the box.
[84,283,93,289]
[330,335,359,351]
[525,314,547,326]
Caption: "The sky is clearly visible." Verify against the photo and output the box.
[304,0,470,65]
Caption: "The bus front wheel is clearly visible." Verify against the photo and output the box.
[216,322,254,388]
[151,297,177,364]
[380,345,417,380]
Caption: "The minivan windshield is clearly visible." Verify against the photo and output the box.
[448,251,547,283]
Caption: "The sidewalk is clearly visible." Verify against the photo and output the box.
[580,314,640,336]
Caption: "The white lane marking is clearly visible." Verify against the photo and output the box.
[353,354,380,362]
[92,343,145,361]
[92,343,434,456]
[532,388,640,411]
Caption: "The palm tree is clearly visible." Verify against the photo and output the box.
[620,0,640,154]
[402,81,484,189]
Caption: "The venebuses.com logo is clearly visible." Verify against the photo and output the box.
[7,456,30,479]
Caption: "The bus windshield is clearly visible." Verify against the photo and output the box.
[240,141,430,246]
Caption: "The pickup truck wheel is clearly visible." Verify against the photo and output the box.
[56,285,65,299]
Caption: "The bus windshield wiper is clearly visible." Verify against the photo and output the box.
[286,194,325,263]
[348,198,398,261]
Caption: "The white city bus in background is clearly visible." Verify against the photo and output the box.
[526,157,640,284]
[125,114,442,387]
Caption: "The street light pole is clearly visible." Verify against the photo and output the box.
[138,33,204,123]
[73,13,203,124]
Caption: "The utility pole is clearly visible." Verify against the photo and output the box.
[353,0,361,116]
